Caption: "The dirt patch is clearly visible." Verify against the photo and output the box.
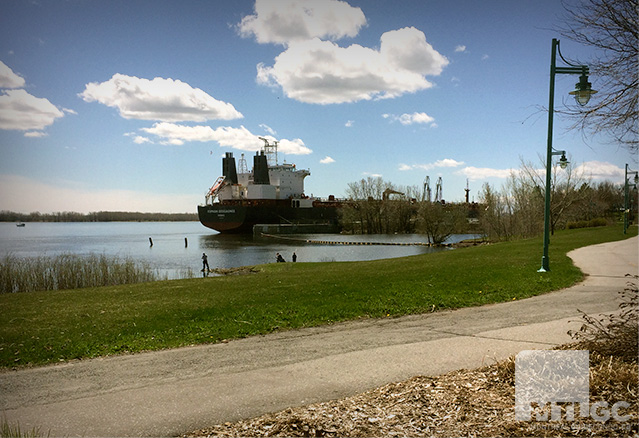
[209,266,260,276]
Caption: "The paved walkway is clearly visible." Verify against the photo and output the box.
[1,236,637,437]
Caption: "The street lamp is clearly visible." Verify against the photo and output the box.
[624,164,638,234]
[539,39,597,273]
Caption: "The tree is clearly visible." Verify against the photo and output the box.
[340,177,418,234]
[417,202,465,244]
[558,0,638,151]
[478,158,593,240]
[518,157,589,235]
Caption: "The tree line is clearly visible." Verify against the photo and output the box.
[338,164,636,244]
[338,176,480,243]
[0,210,199,222]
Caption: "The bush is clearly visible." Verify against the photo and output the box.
[566,217,609,229]
[568,275,638,362]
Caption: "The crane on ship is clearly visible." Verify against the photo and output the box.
[258,137,279,166]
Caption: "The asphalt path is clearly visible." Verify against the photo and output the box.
[1,236,637,437]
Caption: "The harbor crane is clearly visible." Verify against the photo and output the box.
[423,176,432,202]
[434,177,443,203]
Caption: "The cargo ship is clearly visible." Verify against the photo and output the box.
[198,139,342,233]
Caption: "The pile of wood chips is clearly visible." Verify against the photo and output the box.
[186,356,637,438]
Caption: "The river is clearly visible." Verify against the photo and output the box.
[0,222,479,279]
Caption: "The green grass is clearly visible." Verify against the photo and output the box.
[0,225,635,368]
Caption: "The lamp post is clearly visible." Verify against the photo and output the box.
[539,39,597,273]
[624,164,638,234]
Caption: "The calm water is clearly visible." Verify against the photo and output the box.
[0,222,478,279]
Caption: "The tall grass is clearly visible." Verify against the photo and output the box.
[0,253,160,293]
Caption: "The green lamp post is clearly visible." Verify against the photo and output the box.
[624,164,638,234]
[539,39,597,273]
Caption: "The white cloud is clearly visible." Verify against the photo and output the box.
[256,27,448,104]
[133,136,152,144]
[454,45,466,53]
[0,89,65,132]
[385,112,436,126]
[79,74,243,122]
[456,166,514,180]
[574,161,624,182]
[320,156,335,164]
[399,159,464,171]
[24,131,48,138]
[237,0,366,45]
[0,174,198,214]
[259,123,276,135]
[363,172,383,178]
[141,122,312,155]
[0,61,26,88]
[276,137,312,155]
[345,120,354,127]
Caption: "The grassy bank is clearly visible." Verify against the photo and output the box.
[0,225,635,368]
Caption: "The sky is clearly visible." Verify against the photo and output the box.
[0,0,635,214]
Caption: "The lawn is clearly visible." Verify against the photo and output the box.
[0,225,636,368]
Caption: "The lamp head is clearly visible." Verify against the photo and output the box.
[558,153,569,169]
[569,74,598,106]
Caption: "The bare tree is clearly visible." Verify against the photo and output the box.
[557,0,638,152]
[417,202,466,244]
[341,177,418,234]
[519,157,590,235]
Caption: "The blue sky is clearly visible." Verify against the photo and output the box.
[0,0,634,214]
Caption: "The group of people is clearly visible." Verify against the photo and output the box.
[276,252,297,263]
[201,251,298,272]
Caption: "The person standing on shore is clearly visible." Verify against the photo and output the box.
[292,252,297,262]
[202,253,210,271]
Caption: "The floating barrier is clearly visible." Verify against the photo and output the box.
[260,233,451,247]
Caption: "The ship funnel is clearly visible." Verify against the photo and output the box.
[253,151,270,185]
[222,152,238,184]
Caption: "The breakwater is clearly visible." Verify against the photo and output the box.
[260,233,451,247]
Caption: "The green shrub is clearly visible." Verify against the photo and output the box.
[566,217,609,229]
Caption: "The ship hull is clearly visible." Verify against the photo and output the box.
[198,200,341,234]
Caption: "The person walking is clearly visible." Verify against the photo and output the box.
[202,253,210,271]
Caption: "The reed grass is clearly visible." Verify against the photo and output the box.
[0,253,160,293]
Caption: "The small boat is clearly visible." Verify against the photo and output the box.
[16,223,26,227]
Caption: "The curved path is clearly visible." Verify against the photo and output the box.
[1,237,637,437]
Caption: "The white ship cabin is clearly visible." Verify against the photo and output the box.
[211,146,312,205]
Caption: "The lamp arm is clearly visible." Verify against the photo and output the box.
[556,40,586,69]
